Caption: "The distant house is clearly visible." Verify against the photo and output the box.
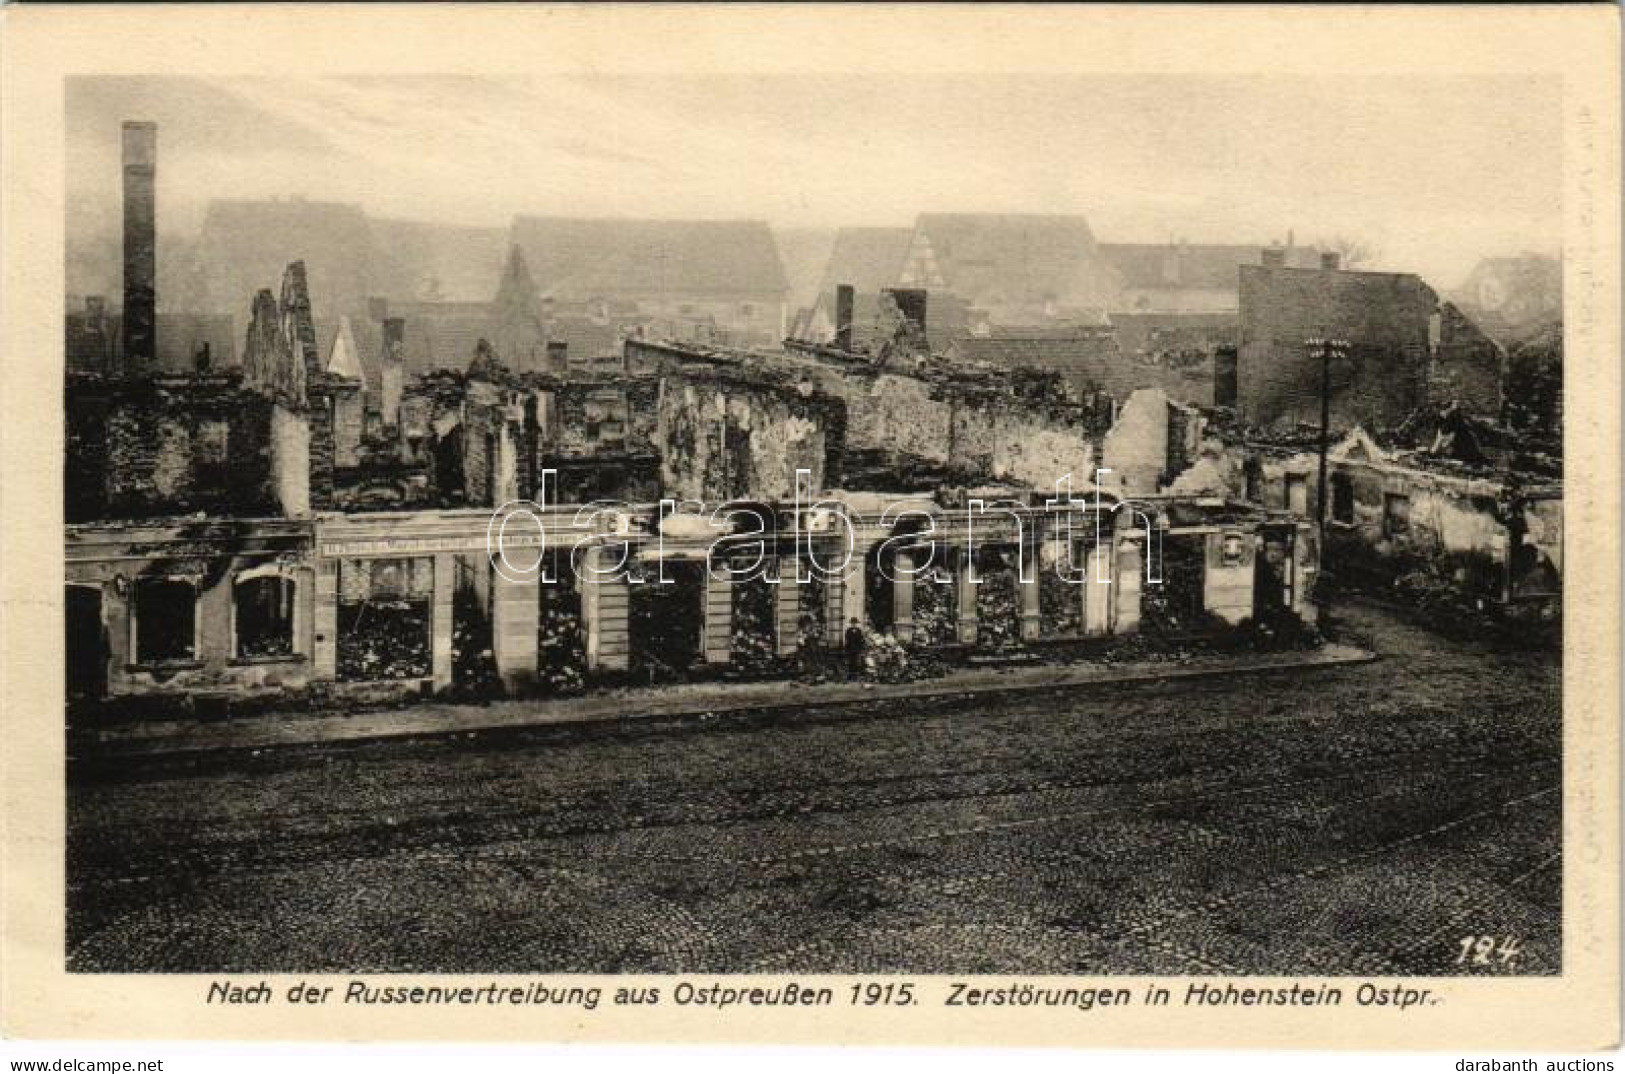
[366,218,509,305]
[1099,241,1322,314]
[508,216,790,347]
[1453,254,1562,345]
[192,197,377,326]
[898,213,1116,326]
[802,227,914,340]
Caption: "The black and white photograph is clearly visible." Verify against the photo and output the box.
[57,66,1571,982]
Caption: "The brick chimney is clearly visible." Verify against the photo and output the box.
[1321,251,1342,271]
[121,121,158,377]
[380,317,406,428]
[1260,245,1286,268]
[834,284,855,352]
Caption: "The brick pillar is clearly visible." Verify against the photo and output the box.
[773,561,801,657]
[581,544,631,672]
[1293,526,1320,624]
[822,569,847,646]
[491,565,539,692]
[703,568,733,665]
[840,552,867,630]
[431,553,455,690]
[312,558,338,679]
[1114,538,1143,635]
[1083,542,1112,636]
[1019,547,1043,641]
[955,549,979,644]
[892,549,916,643]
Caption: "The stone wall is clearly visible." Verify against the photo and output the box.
[1101,389,1170,495]
[67,375,277,522]
[658,372,833,502]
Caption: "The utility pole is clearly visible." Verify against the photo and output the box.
[1308,333,1350,533]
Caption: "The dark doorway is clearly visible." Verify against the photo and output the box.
[864,543,896,633]
[65,585,106,702]
[1256,526,1295,614]
[132,578,196,664]
[729,568,778,671]
[451,554,496,692]
[629,561,706,680]
[537,551,586,693]
[1141,534,1206,634]
[433,433,464,504]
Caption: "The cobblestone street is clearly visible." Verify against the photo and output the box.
[66,600,1561,976]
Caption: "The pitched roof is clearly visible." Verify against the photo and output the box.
[904,214,1111,310]
[195,198,376,323]
[325,316,365,380]
[509,216,790,299]
[367,219,509,303]
[815,227,913,298]
[1099,243,1322,295]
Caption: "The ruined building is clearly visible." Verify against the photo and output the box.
[1235,250,1506,430]
[65,121,1328,713]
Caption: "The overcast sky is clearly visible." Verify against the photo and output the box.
[66,74,1562,289]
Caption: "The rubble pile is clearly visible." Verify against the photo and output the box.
[336,600,431,681]
[1138,538,1209,635]
[729,575,778,672]
[449,586,499,697]
[1038,567,1083,638]
[974,559,1021,648]
[537,573,587,693]
[910,576,957,646]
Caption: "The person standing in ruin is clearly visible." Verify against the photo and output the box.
[844,617,866,679]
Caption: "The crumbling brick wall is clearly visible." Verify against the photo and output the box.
[1430,303,1506,419]
[658,369,836,502]
[1238,265,1436,430]
[330,383,364,469]
[70,376,277,521]
[306,389,336,510]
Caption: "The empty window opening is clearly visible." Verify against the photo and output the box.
[134,577,196,664]
[1331,473,1355,524]
[1383,493,1411,537]
[1285,473,1309,516]
[337,557,432,682]
[235,573,296,660]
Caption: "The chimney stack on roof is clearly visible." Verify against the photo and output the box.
[1260,245,1287,268]
[121,121,158,377]
[1321,251,1342,271]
